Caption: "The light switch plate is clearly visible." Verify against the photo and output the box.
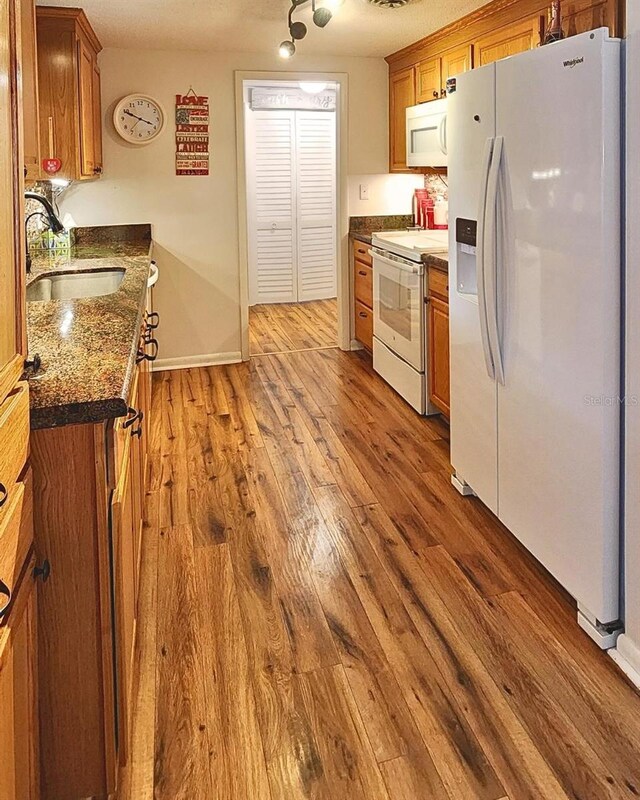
[359,184,369,200]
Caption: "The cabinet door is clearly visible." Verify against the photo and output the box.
[415,57,441,103]
[77,35,96,177]
[111,435,136,765]
[474,17,541,67]
[389,66,415,172]
[428,296,450,416]
[0,564,39,800]
[441,44,473,92]
[0,0,24,400]
[92,59,102,174]
[20,0,40,182]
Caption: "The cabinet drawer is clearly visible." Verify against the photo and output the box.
[355,301,373,352]
[354,262,373,309]
[0,472,33,620]
[429,267,449,302]
[352,240,372,267]
[0,384,29,520]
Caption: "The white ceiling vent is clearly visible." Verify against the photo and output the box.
[366,0,412,7]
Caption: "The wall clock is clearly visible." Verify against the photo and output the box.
[113,94,166,144]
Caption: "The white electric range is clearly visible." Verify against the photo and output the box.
[369,229,448,414]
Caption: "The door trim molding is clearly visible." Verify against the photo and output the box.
[235,70,350,361]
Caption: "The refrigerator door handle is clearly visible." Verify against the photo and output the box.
[484,135,505,385]
[477,137,495,380]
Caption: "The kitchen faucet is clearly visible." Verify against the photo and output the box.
[24,191,65,273]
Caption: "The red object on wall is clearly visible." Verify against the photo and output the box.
[42,157,62,174]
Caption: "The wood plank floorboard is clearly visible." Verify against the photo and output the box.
[250,299,338,356]
[122,349,640,800]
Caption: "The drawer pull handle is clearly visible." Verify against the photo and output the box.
[123,406,138,429]
[33,560,51,582]
[132,410,144,439]
[358,270,367,276]
[0,483,7,508]
[0,579,11,618]
[358,312,368,318]
[136,338,159,364]
[146,311,160,330]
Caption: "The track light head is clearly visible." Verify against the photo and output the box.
[290,20,308,39]
[279,39,296,58]
[313,7,332,26]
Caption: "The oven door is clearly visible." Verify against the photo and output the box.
[372,248,424,371]
[406,100,448,168]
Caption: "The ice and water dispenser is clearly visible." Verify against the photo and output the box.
[455,218,478,296]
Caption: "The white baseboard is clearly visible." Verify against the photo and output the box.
[152,351,242,372]
[610,634,640,691]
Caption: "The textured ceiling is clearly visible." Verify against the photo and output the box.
[38,0,488,57]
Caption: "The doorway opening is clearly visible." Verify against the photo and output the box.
[241,78,340,357]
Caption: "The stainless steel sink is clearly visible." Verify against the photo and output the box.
[27,269,125,302]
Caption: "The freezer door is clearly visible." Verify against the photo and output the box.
[495,30,621,623]
[448,63,499,513]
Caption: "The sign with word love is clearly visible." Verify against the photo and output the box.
[175,89,210,176]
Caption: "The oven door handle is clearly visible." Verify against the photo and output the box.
[369,249,423,275]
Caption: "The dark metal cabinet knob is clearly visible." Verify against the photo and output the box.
[432,90,439,98]
[145,311,160,330]
[33,560,51,582]
[93,166,103,175]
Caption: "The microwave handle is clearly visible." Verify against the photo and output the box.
[439,114,448,156]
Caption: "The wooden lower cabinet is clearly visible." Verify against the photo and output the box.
[427,266,450,418]
[0,556,38,800]
[31,297,157,799]
[352,239,374,352]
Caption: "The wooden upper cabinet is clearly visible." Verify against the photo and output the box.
[441,44,473,90]
[389,66,415,172]
[20,0,40,182]
[78,35,96,177]
[416,57,441,103]
[36,7,103,181]
[474,16,541,67]
[0,0,25,402]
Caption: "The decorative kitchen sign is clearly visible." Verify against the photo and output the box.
[250,87,336,112]
[175,88,210,176]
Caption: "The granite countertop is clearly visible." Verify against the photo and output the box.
[351,230,374,244]
[423,252,449,272]
[26,224,153,430]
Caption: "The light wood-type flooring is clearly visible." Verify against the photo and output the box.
[249,299,338,355]
[120,348,640,800]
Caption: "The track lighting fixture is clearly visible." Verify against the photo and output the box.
[279,0,341,58]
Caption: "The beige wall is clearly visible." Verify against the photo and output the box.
[59,47,391,366]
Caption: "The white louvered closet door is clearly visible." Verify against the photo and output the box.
[247,111,297,304]
[247,108,336,305]
[296,111,337,301]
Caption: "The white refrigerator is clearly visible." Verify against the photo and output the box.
[448,29,621,648]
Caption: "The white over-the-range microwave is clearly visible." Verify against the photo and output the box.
[405,98,447,168]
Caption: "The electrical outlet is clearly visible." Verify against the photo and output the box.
[359,183,369,200]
